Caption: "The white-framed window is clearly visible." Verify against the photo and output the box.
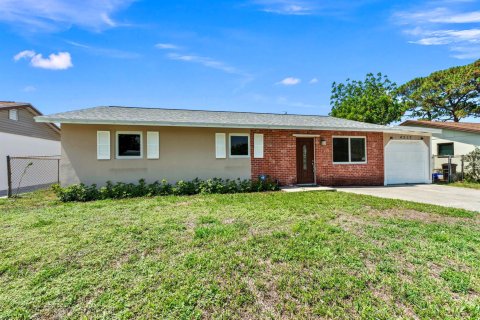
[9,109,18,121]
[116,131,143,159]
[332,136,367,164]
[229,133,250,158]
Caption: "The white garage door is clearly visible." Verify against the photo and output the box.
[385,140,430,185]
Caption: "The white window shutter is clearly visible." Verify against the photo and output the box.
[254,134,264,158]
[215,133,226,159]
[97,131,110,160]
[147,131,160,159]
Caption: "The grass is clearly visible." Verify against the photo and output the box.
[448,181,480,190]
[0,190,479,319]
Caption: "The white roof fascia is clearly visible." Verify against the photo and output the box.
[392,126,442,134]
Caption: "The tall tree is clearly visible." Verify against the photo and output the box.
[330,73,405,125]
[397,60,480,122]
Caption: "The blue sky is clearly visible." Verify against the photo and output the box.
[1,0,479,117]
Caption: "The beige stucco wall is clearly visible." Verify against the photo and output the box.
[61,124,251,186]
[432,129,480,156]
[431,129,480,170]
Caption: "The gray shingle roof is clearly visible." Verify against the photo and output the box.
[35,106,433,133]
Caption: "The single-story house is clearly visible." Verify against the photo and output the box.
[0,101,61,195]
[401,120,480,171]
[35,106,439,187]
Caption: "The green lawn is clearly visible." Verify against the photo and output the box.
[1,190,479,319]
[448,181,480,190]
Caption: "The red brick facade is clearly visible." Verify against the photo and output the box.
[250,130,384,186]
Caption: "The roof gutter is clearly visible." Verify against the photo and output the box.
[34,117,437,135]
[392,126,441,134]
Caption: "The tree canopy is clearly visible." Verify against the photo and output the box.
[397,60,480,122]
[329,73,405,125]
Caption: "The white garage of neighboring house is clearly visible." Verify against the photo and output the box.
[383,127,441,186]
[0,101,60,196]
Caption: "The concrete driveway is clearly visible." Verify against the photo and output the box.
[337,184,480,212]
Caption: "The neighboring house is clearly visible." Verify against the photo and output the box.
[401,120,480,171]
[35,106,438,187]
[0,102,61,195]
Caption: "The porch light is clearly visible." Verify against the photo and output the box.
[320,138,327,146]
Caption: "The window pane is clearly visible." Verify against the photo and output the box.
[333,138,349,162]
[231,136,249,156]
[118,134,141,157]
[350,138,366,162]
[438,143,454,156]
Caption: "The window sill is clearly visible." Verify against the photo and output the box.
[229,155,250,159]
[333,161,367,165]
[116,156,144,160]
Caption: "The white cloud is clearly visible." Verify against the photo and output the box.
[155,43,180,50]
[167,53,238,74]
[394,3,480,59]
[249,0,376,16]
[450,45,480,59]
[409,28,480,45]
[277,77,301,86]
[66,40,140,59]
[22,85,36,92]
[14,50,36,61]
[396,7,480,25]
[166,52,252,81]
[14,50,73,70]
[100,13,117,27]
[252,0,313,15]
[309,78,319,84]
[0,0,134,32]
[431,11,480,24]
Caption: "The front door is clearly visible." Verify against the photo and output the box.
[296,138,315,184]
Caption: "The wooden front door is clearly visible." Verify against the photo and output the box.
[296,138,315,184]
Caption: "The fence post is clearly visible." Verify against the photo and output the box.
[6,156,12,198]
[57,159,60,184]
[461,155,464,181]
[448,155,452,183]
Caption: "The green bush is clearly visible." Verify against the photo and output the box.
[464,148,480,183]
[52,177,280,202]
[52,183,99,202]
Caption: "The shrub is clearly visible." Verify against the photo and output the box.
[199,178,227,194]
[173,180,198,196]
[52,177,280,202]
[52,183,99,202]
[464,148,480,183]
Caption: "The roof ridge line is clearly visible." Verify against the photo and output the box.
[103,105,331,118]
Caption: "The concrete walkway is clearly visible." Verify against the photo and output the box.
[337,184,480,212]
[281,185,336,193]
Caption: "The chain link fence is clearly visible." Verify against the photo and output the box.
[5,155,60,197]
[432,154,478,183]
